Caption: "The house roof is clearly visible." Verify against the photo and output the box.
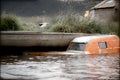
[92,0,115,10]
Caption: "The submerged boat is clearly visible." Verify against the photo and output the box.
[27,35,120,55]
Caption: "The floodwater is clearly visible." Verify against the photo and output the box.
[0,53,120,80]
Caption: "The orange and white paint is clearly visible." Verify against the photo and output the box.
[67,35,120,54]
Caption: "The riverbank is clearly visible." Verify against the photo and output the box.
[0,31,93,55]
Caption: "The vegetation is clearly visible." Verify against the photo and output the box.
[0,14,22,31]
[20,23,42,31]
[101,22,119,37]
[0,14,43,31]
[46,13,119,36]
[0,13,119,37]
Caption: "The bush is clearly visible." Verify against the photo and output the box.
[46,13,119,36]
[0,14,22,31]
[47,13,102,33]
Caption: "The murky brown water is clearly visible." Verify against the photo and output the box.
[0,53,119,80]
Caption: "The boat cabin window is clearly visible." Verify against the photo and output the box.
[98,42,107,49]
[68,42,86,51]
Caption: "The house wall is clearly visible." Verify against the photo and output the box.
[114,0,119,9]
[114,0,120,22]
[95,8,115,22]
[89,0,120,23]
[90,8,115,22]
[89,8,115,23]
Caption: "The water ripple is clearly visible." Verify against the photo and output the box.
[0,53,119,80]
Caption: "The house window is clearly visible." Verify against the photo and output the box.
[98,42,107,49]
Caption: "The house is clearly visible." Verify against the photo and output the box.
[89,0,119,23]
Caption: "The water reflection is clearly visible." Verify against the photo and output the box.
[0,53,119,80]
